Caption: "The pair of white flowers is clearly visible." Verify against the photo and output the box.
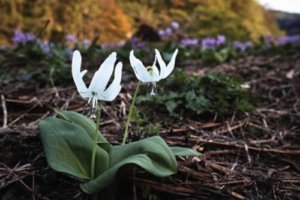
[72,49,178,108]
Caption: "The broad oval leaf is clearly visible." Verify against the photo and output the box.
[56,110,111,152]
[39,117,109,179]
[81,136,177,193]
[170,147,202,156]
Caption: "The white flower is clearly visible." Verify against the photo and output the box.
[72,50,122,109]
[129,49,178,95]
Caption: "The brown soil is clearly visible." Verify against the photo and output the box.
[0,50,300,200]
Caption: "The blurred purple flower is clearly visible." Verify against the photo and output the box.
[201,37,216,49]
[39,41,52,56]
[12,30,26,44]
[82,39,91,46]
[180,38,199,47]
[26,33,36,41]
[264,35,273,47]
[277,35,300,45]
[164,28,173,37]
[290,35,300,43]
[170,21,180,30]
[131,37,145,49]
[117,40,126,47]
[216,35,226,46]
[12,30,37,45]
[277,37,287,45]
[66,34,77,43]
[233,41,246,52]
[158,30,165,37]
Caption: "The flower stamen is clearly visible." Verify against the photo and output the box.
[88,92,98,118]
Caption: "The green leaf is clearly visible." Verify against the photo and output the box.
[81,136,177,193]
[56,110,111,152]
[170,147,202,156]
[166,100,178,113]
[39,117,109,179]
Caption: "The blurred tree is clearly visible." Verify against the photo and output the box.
[0,0,282,44]
[48,0,133,42]
[0,0,133,44]
[117,0,283,41]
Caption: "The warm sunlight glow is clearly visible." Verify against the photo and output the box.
[257,0,300,13]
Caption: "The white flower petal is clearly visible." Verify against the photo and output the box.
[89,52,117,93]
[154,49,167,78]
[151,65,160,82]
[80,69,88,77]
[129,50,153,82]
[72,50,88,98]
[102,62,123,101]
[159,49,178,79]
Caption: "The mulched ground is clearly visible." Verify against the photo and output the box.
[0,49,300,200]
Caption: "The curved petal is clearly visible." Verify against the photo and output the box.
[154,49,167,78]
[159,49,178,79]
[129,50,153,82]
[72,50,89,98]
[89,52,117,94]
[101,62,123,101]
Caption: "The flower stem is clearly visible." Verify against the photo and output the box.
[91,102,102,179]
[122,81,141,145]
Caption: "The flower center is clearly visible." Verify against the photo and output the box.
[146,66,154,75]
[146,66,158,95]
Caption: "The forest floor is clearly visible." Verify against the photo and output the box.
[0,49,300,200]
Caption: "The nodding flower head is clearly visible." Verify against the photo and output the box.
[72,50,123,111]
[129,49,178,95]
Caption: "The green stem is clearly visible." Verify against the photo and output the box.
[91,103,102,179]
[122,81,141,145]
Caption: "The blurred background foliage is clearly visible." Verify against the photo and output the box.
[0,0,133,44]
[0,0,284,45]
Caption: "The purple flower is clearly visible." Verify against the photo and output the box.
[180,38,199,47]
[130,37,145,49]
[264,35,273,47]
[233,41,246,52]
[164,28,173,37]
[82,39,91,46]
[290,35,300,43]
[158,30,165,37]
[201,37,216,49]
[66,34,77,43]
[216,35,226,46]
[12,30,37,45]
[39,41,52,56]
[117,40,126,47]
[277,37,288,45]
[26,33,37,41]
[12,30,26,44]
[277,35,300,45]
[170,21,180,30]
